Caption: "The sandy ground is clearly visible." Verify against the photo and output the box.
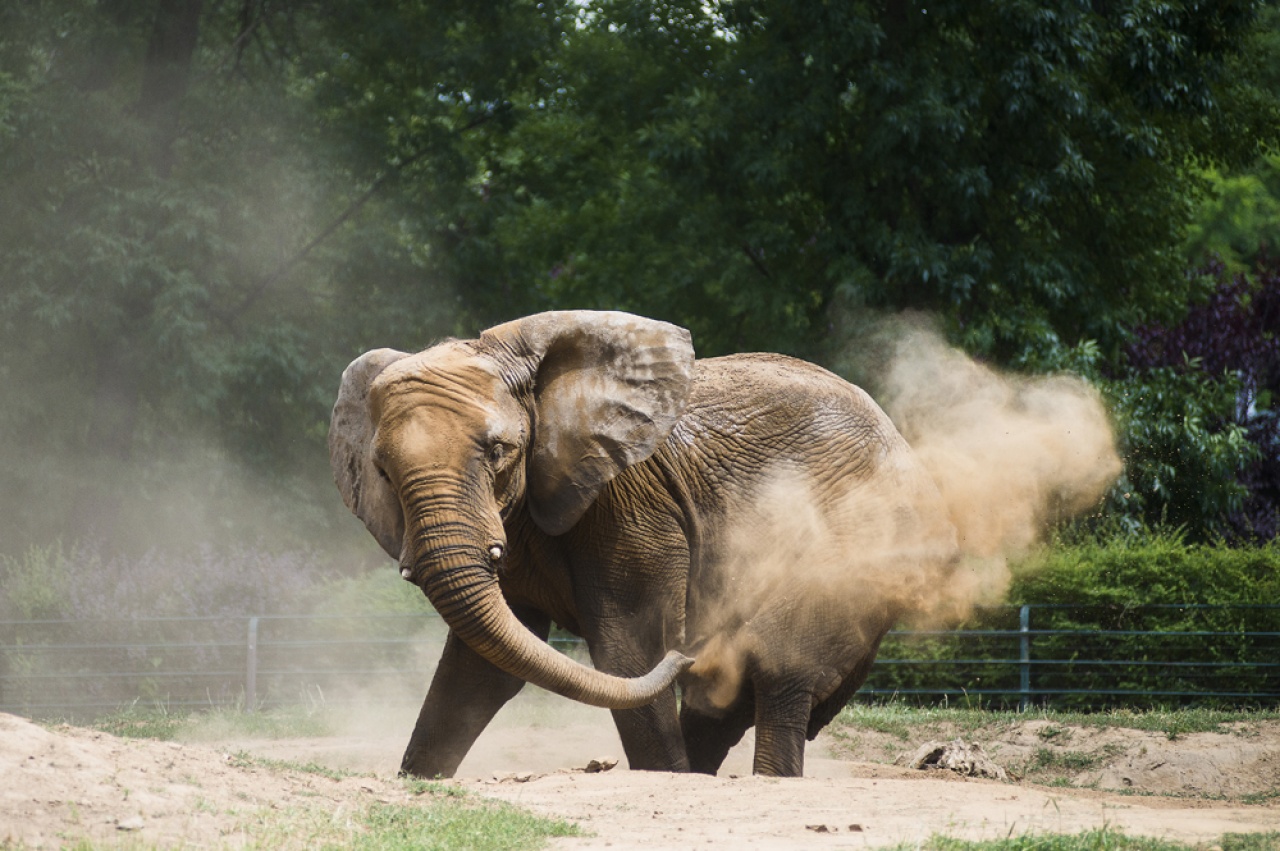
[2,694,1278,849]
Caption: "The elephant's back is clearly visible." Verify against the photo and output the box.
[678,352,903,459]
[663,351,951,544]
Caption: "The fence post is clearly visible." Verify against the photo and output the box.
[245,616,259,713]
[1019,604,1031,712]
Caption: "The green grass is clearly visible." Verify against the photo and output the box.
[0,797,581,851]
[228,794,580,851]
[85,703,333,742]
[225,777,582,851]
[889,828,1280,851]
[225,750,356,781]
[838,702,1280,740]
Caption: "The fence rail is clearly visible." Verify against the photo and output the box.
[1,605,1276,719]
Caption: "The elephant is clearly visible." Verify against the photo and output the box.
[329,310,958,778]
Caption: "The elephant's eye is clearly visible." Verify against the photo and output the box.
[487,442,507,466]
[375,464,391,483]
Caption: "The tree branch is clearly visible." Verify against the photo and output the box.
[219,109,501,326]
[741,242,772,279]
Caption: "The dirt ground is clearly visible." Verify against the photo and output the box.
[2,696,1278,850]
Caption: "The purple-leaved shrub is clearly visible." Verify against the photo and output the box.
[1124,257,1280,541]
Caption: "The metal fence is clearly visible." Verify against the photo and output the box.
[1,605,1276,720]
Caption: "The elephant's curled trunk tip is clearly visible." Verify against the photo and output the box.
[668,650,696,673]
[627,650,695,704]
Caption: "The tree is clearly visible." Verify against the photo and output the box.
[312,1,1280,361]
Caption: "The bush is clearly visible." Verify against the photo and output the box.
[862,532,1280,710]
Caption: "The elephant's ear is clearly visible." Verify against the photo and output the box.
[483,311,695,536]
[329,348,410,560]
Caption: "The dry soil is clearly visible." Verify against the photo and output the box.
[2,694,1278,849]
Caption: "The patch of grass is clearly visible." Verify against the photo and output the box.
[837,702,1012,740]
[404,778,468,798]
[1222,833,1280,851]
[1030,748,1105,771]
[182,704,334,741]
[838,702,917,739]
[1037,724,1071,742]
[86,703,334,743]
[838,701,1279,740]
[1025,743,1125,776]
[1241,789,1280,806]
[88,708,187,741]
[226,750,355,781]
[1045,707,1280,738]
[235,796,580,851]
[891,827,1280,850]
[355,800,580,850]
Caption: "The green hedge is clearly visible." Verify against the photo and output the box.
[861,533,1280,709]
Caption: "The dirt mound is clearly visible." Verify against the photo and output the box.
[829,716,1280,800]
[2,709,1277,849]
[0,713,408,849]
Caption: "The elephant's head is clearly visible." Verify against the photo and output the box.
[329,311,696,709]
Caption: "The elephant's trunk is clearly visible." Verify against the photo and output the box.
[411,507,691,709]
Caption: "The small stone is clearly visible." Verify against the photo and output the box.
[805,824,833,833]
[583,757,618,773]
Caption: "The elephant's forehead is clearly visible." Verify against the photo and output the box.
[372,343,509,420]
[384,341,498,378]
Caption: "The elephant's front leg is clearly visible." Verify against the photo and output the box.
[751,679,811,777]
[591,638,690,772]
[400,605,549,778]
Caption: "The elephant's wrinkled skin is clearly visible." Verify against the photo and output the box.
[330,311,957,778]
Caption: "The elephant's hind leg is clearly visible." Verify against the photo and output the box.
[679,692,754,775]
[751,681,811,777]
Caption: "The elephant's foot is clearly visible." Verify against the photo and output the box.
[399,744,461,779]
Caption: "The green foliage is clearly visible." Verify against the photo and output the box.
[1099,367,1256,536]
[1187,157,1280,270]
[1011,532,1280,606]
[313,0,1280,361]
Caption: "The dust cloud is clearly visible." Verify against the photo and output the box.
[686,315,1121,710]
[878,320,1122,560]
